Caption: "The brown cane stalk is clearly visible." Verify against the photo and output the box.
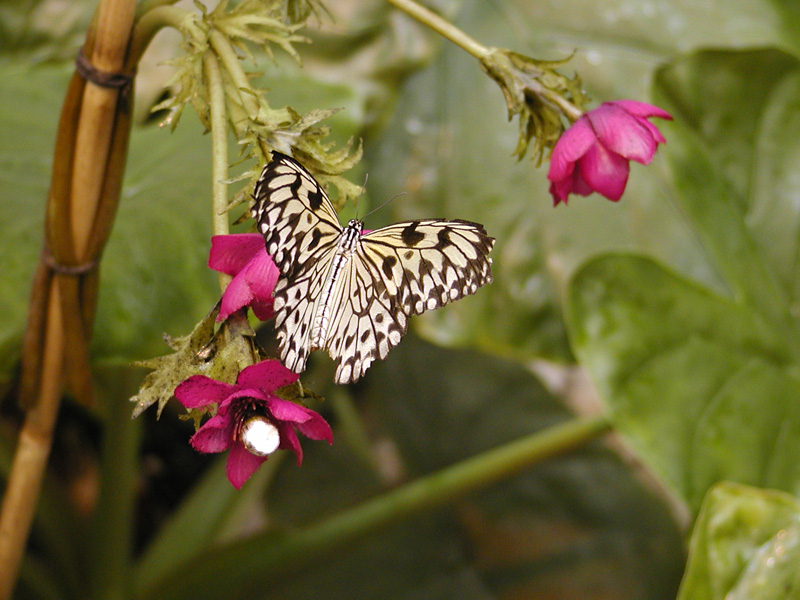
[0,0,138,596]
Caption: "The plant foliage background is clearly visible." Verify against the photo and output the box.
[2,0,800,599]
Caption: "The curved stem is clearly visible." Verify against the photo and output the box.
[129,5,190,67]
[136,0,182,18]
[384,0,489,59]
[208,28,261,129]
[0,285,65,599]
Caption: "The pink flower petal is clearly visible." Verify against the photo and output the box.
[211,234,281,322]
[190,414,233,453]
[237,360,299,391]
[587,104,658,164]
[549,178,573,205]
[295,413,334,444]
[218,270,256,321]
[638,117,667,147]
[242,248,279,320]
[570,168,595,196]
[276,422,303,465]
[265,397,319,423]
[578,143,630,201]
[250,298,275,322]
[175,375,235,409]
[208,234,264,276]
[547,118,597,181]
[610,100,673,121]
[226,441,268,489]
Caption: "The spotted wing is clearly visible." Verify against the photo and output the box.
[254,151,342,277]
[323,219,494,384]
[254,152,342,373]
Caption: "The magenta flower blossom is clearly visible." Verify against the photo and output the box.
[174,360,333,489]
[547,100,673,205]
[208,233,279,321]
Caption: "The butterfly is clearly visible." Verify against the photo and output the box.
[254,152,495,384]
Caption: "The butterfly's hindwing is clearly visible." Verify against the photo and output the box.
[324,247,408,383]
[255,153,495,384]
[272,242,338,373]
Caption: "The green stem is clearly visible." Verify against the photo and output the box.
[88,369,143,600]
[203,51,232,292]
[208,28,261,126]
[129,5,189,66]
[135,0,181,19]
[136,414,611,600]
[384,0,489,59]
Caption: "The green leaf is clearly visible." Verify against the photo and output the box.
[678,482,800,600]
[653,49,800,324]
[566,254,800,512]
[134,453,284,593]
[0,63,70,381]
[93,109,220,363]
[129,308,259,418]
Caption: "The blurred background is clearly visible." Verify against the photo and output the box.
[3,0,798,598]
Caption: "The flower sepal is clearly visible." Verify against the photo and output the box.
[479,48,589,163]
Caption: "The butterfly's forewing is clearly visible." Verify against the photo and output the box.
[254,152,342,276]
[323,220,494,384]
[255,153,342,372]
[359,219,494,314]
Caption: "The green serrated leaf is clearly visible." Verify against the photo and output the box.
[130,307,258,418]
[130,306,219,418]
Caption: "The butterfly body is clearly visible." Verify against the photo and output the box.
[310,218,364,349]
[255,152,494,384]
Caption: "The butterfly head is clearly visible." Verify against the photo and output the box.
[346,219,364,235]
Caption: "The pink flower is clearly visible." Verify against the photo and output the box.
[208,233,279,321]
[174,360,333,489]
[547,100,673,205]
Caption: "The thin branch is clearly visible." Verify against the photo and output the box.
[203,50,233,291]
[383,0,489,59]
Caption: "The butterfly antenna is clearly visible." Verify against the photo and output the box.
[355,172,369,220]
[362,191,406,220]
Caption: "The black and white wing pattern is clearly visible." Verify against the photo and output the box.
[255,152,495,384]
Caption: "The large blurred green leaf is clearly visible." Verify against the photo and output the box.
[0,0,94,59]
[654,49,800,312]
[566,48,800,515]
[678,482,800,600]
[566,254,800,512]
[0,62,68,378]
[93,113,218,363]
[267,336,684,600]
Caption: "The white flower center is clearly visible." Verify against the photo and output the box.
[241,417,280,457]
